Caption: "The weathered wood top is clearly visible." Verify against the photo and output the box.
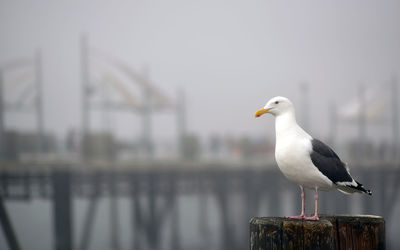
[250,215,385,250]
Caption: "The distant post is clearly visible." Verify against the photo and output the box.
[141,66,153,158]
[52,170,73,250]
[250,215,385,250]
[358,84,366,159]
[35,49,45,155]
[81,34,90,161]
[328,101,337,148]
[300,82,309,131]
[176,87,186,158]
[391,76,399,160]
[0,70,4,161]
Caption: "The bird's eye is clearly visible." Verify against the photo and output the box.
[275,101,279,104]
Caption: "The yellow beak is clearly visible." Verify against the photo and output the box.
[254,108,270,118]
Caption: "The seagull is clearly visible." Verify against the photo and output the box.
[255,96,371,220]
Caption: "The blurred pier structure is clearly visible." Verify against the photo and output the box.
[331,79,400,163]
[1,164,400,250]
[80,36,187,162]
[0,51,45,162]
[1,39,399,250]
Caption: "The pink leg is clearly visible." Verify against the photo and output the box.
[305,187,319,221]
[285,186,306,219]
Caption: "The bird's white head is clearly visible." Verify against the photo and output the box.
[254,96,294,118]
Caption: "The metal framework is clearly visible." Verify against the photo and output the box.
[80,36,186,160]
[0,51,45,161]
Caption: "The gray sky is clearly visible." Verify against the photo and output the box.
[1,0,399,143]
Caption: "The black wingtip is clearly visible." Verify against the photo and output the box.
[355,181,372,195]
[348,181,372,195]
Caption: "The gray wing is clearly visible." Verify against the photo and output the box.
[309,139,353,184]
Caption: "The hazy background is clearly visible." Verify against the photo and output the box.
[1,0,399,143]
[1,1,400,250]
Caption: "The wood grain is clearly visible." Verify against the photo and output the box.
[249,215,385,250]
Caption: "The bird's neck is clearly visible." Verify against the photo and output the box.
[275,111,299,138]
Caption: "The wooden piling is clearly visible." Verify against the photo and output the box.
[53,170,73,250]
[0,195,21,250]
[250,215,385,250]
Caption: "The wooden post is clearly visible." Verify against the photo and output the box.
[250,215,385,250]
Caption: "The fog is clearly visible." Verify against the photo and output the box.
[1,1,399,143]
[1,1,400,250]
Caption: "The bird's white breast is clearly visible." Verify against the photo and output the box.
[274,120,333,190]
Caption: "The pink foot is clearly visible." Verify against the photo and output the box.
[285,215,305,220]
[304,215,319,221]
